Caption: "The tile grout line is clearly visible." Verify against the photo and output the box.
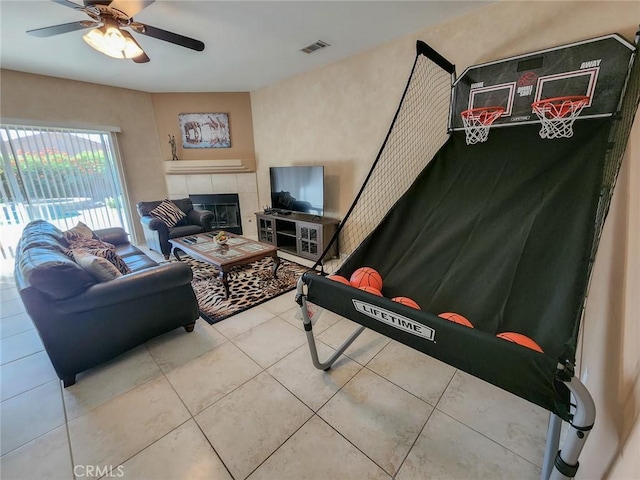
[0,379,66,458]
[0,344,45,368]
[361,364,441,409]
[105,342,238,478]
[192,417,236,479]
[258,334,384,467]
[354,325,458,406]
[392,406,437,479]
[152,337,270,477]
[434,408,545,471]
[432,367,459,410]
[294,335,451,478]
[0,356,57,403]
[188,307,315,479]
[0,346,45,370]
[170,313,295,480]
[0,308,31,319]
[271,338,366,414]
[241,412,317,480]
[396,376,447,478]
[339,365,435,478]
[63,365,167,471]
[0,325,36,341]
[432,370,545,470]
[264,332,402,478]
[315,412,395,478]
[111,417,200,479]
[61,341,201,473]
[60,379,79,480]
[175,309,352,479]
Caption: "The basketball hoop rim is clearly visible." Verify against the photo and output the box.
[460,106,506,126]
[531,95,590,109]
[461,106,506,117]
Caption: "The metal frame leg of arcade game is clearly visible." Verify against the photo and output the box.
[545,368,596,480]
[297,280,595,480]
[296,278,365,371]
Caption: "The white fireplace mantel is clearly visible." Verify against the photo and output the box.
[164,159,254,175]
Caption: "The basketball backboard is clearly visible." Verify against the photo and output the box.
[450,35,634,131]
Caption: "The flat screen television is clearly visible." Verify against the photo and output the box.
[270,166,324,216]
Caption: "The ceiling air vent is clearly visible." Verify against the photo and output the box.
[300,40,330,54]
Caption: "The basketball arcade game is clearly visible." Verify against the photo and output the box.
[450,34,634,143]
[296,32,639,479]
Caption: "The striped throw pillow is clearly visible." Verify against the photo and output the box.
[67,237,132,275]
[63,221,96,241]
[149,200,187,228]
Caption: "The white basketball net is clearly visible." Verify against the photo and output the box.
[461,107,505,145]
[532,96,589,139]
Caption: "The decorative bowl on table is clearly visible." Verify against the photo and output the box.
[214,231,229,245]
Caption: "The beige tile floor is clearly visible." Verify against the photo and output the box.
[0,258,550,480]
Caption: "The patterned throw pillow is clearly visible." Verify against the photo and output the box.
[149,200,187,228]
[73,251,122,282]
[67,237,131,275]
[63,221,96,241]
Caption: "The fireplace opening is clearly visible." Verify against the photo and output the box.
[189,194,242,235]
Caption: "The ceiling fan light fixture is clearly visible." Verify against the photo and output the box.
[82,21,144,60]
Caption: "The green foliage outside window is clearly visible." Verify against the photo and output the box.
[0,148,112,202]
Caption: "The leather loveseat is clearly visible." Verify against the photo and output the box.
[14,220,199,387]
[137,198,214,259]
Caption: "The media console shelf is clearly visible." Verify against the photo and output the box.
[255,212,339,261]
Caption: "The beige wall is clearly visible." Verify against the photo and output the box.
[151,92,255,169]
[0,69,165,242]
[250,37,413,218]
[250,2,640,478]
[578,116,639,479]
[0,74,257,242]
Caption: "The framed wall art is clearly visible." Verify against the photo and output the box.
[178,112,231,149]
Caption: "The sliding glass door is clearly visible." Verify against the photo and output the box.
[0,124,131,265]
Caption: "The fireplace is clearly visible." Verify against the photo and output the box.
[189,194,242,235]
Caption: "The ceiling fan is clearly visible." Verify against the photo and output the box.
[26,0,205,63]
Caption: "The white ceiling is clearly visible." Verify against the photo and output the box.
[0,1,489,93]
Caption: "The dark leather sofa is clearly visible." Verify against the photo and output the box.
[137,198,214,259]
[14,220,199,387]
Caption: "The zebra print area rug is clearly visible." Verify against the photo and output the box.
[177,255,311,325]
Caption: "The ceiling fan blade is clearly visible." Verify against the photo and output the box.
[83,1,112,6]
[109,0,155,18]
[27,21,96,38]
[132,23,205,52]
[51,0,84,10]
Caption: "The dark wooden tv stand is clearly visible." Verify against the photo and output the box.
[255,211,339,261]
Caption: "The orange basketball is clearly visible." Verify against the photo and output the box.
[359,285,383,296]
[438,312,474,328]
[328,274,351,286]
[350,267,383,290]
[496,332,544,353]
[392,296,421,310]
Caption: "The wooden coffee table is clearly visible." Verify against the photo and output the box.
[169,232,280,299]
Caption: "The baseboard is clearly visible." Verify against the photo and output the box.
[276,250,315,269]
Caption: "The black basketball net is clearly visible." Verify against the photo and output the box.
[575,50,640,339]
[318,51,452,273]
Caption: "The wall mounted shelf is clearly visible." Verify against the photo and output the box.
[164,159,254,175]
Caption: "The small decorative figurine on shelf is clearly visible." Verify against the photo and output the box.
[168,134,178,161]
